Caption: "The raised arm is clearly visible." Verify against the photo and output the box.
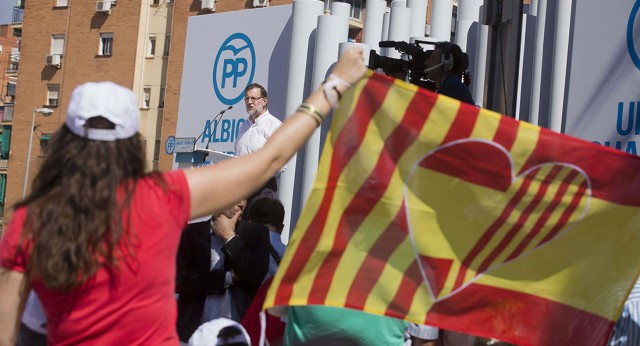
[0,269,28,346]
[185,48,367,219]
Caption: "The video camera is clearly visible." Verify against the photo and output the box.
[368,40,437,91]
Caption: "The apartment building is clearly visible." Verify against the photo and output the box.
[4,0,174,220]
[0,24,20,219]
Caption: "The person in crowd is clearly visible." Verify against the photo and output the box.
[609,277,640,345]
[176,199,270,342]
[16,292,46,346]
[240,197,288,346]
[235,83,284,206]
[284,305,410,345]
[424,42,475,106]
[188,318,251,346]
[244,197,286,280]
[0,48,366,345]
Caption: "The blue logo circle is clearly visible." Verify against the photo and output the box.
[628,0,640,70]
[165,136,176,155]
[213,33,256,105]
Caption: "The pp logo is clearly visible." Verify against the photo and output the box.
[629,0,640,70]
[213,33,256,105]
[165,136,176,155]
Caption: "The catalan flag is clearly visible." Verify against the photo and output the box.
[265,71,640,345]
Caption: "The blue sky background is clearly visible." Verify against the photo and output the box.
[0,0,16,25]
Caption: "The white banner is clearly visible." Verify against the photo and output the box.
[173,5,292,166]
[564,1,640,155]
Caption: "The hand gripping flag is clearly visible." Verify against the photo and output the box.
[265,71,640,346]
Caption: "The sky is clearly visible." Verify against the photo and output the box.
[0,0,16,25]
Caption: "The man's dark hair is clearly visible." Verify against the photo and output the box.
[245,197,285,233]
[217,325,249,346]
[447,43,468,75]
[245,83,267,98]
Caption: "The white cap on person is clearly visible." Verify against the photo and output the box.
[65,81,139,141]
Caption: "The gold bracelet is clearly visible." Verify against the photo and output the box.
[298,103,326,126]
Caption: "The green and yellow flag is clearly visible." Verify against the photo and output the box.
[265,71,640,345]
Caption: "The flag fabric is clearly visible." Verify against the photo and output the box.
[264,71,640,346]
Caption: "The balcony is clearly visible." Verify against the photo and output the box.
[11,7,24,29]
[2,104,13,123]
[0,160,7,170]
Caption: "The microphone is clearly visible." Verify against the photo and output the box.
[202,105,233,163]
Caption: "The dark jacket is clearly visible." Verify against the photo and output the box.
[175,219,270,342]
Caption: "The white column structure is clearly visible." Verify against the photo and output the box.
[429,0,454,41]
[330,0,350,18]
[407,0,428,38]
[387,1,412,58]
[528,0,548,126]
[549,0,572,132]
[280,0,324,241]
[471,5,488,106]
[363,0,387,53]
[301,12,349,204]
[455,0,482,51]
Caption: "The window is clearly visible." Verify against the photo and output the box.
[47,84,60,107]
[51,34,64,56]
[158,86,166,108]
[151,0,160,5]
[166,0,174,3]
[55,0,69,7]
[163,35,171,56]
[147,36,156,57]
[143,87,151,108]
[99,33,113,56]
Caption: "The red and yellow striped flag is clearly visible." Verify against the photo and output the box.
[264,71,640,345]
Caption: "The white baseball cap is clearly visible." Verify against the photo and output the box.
[65,81,139,141]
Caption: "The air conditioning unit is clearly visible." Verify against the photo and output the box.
[253,0,268,7]
[201,0,215,11]
[45,54,61,68]
[96,0,111,13]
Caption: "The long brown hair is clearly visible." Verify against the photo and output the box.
[15,118,155,291]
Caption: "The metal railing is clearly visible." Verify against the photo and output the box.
[12,7,24,24]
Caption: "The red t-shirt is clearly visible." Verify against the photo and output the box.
[0,170,190,345]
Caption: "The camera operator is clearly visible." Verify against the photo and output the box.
[424,42,475,106]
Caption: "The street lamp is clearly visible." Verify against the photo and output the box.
[23,108,54,197]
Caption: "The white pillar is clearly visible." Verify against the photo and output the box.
[302,13,349,205]
[430,0,454,41]
[280,0,324,241]
[407,0,428,38]
[330,1,350,18]
[363,0,387,53]
[549,0,572,132]
[528,0,548,126]
[471,5,488,107]
[387,1,412,58]
[455,0,482,51]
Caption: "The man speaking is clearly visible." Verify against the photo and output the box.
[235,83,284,205]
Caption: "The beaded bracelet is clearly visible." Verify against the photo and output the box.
[323,74,352,109]
[298,103,326,127]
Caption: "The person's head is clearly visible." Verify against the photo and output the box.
[243,83,268,120]
[219,199,247,220]
[425,42,468,83]
[245,197,285,234]
[18,81,150,292]
[187,318,251,346]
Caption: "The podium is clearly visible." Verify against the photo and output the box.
[175,148,235,169]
